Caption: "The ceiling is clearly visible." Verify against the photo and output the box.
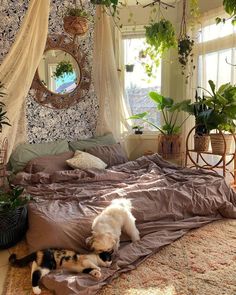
[125,0,179,7]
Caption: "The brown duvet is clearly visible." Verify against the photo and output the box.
[13,154,236,295]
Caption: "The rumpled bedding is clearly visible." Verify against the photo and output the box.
[12,154,236,295]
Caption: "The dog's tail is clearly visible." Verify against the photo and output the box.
[111,198,132,210]
[9,252,37,267]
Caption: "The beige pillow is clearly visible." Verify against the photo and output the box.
[66,150,107,170]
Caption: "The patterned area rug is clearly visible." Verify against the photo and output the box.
[3,219,236,295]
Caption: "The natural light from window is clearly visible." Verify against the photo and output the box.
[123,37,162,130]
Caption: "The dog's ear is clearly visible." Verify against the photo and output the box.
[85,236,94,249]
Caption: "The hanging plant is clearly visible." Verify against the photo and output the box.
[53,61,74,79]
[178,0,195,83]
[90,0,119,16]
[144,19,177,77]
[63,0,90,40]
[216,0,236,25]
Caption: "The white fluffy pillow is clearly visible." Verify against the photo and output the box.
[66,150,107,170]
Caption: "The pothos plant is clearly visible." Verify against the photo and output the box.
[144,19,177,77]
[53,61,74,79]
[216,0,236,25]
[178,0,195,83]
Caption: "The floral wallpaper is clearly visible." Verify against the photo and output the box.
[0,0,98,143]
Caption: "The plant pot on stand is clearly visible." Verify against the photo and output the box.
[210,132,233,154]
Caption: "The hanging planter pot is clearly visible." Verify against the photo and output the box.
[63,15,89,37]
[125,64,134,72]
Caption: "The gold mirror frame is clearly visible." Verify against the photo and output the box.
[32,34,91,109]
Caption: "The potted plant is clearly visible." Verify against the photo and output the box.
[198,80,236,154]
[63,2,89,39]
[144,19,177,77]
[125,64,135,72]
[132,125,144,134]
[129,91,191,157]
[185,91,211,152]
[53,60,74,79]
[0,184,31,249]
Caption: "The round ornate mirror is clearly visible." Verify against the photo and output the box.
[38,49,81,95]
[32,34,91,109]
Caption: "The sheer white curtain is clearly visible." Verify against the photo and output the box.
[93,6,130,141]
[0,0,50,160]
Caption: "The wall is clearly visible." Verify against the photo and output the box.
[0,0,98,143]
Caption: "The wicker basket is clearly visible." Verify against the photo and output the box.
[158,134,181,155]
[63,16,88,37]
[0,206,28,249]
[194,134,210,152]
[210,133,233,154]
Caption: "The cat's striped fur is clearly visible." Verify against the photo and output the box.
[9,248,112,294]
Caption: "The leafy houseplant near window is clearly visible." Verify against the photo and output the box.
[185,91,211,152]
[144,19,177,77]
[198,80,236,154]
[129,91,191,157]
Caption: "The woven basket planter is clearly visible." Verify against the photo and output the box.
[158,134,181,157]
[210,133,233,154]
[0,206,28,249]
[63,16,89,37]
[194,134,210,152]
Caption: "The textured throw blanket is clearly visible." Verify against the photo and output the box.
[13,154,236,295]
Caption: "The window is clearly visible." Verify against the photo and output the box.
[196,14,236,89]
[122,35,162,130]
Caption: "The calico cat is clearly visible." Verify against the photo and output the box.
[9,248,113,295]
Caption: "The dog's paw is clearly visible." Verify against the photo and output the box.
[90,269,102,279]
[32,286,42,295]
[105,260,112,267]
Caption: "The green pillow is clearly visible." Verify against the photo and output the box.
[69,133,116,152]
[9,140,70,172]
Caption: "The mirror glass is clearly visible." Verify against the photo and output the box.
[38,49,80,95]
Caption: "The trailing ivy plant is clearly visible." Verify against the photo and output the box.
[53,61,74,79]
[216,0,236,25]
[144,19,177,77]
[178,0,195,83]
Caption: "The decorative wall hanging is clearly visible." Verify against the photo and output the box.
[31,34,91,109]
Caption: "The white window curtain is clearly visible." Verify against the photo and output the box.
[93,6,131,141]
[0,0,50,160]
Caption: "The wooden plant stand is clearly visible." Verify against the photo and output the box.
[185,127,236,186]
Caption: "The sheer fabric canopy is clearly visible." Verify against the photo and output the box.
[93,6,130,141]
[0,0,50,160]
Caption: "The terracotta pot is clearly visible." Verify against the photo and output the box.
[210,133,233,154]
[63,16,88,37]
[158,134,181,158]
[194,134,210,152]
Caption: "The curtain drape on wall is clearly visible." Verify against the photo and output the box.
[93,6,130,141]
[0,0,50,160]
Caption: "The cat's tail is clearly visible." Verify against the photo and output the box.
[9,252,37,267]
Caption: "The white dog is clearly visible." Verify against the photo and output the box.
[86,199,140,253]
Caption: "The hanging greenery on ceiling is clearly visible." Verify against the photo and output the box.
[178,0,195,83]
[216,0,236,25]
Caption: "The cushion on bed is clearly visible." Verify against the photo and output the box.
[9,140,70,172]
[24,151,74,173]
[69,133,116,152]
[66,150,107,170]
[86,143,128,167]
